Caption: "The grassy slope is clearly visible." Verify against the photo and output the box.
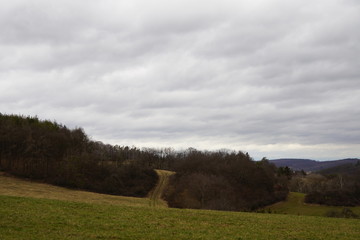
[1,173,360,239]
[264,192,360,217]
[0,172,150,207]
[0,170,173,208]
[1,195,360,240]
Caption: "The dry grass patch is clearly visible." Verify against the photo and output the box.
[0,172,150,207]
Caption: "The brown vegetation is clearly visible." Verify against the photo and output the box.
[290,167,360,206]
[0,172,150,206]
[164,151,289,211]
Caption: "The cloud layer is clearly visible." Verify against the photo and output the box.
[1,0,360,159]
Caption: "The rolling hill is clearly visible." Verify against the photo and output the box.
[1,170,360,239]
[270,158,359,172]
[318,162,360,175]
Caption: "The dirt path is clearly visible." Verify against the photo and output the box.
[148,169,174,207]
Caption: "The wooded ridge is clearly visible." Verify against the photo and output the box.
[1,113,359,211]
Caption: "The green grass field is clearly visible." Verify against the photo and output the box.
[1,173,360,239]
[264,192,360,217]
[1,195,360,240]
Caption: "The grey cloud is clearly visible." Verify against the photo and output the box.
[0,0,359,160]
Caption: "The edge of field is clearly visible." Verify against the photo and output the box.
[2,171,360,218]
[263,192,360,217]
[0,171,155,207]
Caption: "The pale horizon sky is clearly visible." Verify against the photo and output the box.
[1,0,359,160]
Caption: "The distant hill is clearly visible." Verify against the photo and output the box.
[318,162,360,176]
[270,158,360,172]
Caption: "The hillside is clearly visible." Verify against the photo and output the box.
[1,113,286,212]
[270,158,359,172]
[0,172,151,207]
[2,195,360,240]
[1,113,358,213]
[0,114,159,198]
[0,169,175,209]
[318,162,360,175]
[1,171,360,239]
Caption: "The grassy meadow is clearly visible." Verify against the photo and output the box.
[0,172,153,207]
[1,195,360,240]
[1,173,360,240]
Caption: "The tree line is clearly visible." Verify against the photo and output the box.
[289,164,360,206]
[0,113,299,211]
[0,114,158,197]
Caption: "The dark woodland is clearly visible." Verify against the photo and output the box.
[0,113,157,197]
[163,152,289,211]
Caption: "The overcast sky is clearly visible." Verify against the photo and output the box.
[1,0,359,160]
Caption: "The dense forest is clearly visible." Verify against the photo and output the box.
[0,113,158,197]
[163,152,289,211]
